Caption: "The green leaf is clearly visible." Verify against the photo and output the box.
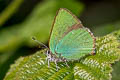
[0,0,24,26]
[0,0,84,53]
[93,21,120,36]
[4,30,120,80]
[0,26,22,53]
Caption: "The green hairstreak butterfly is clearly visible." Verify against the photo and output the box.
[33,8,95,69]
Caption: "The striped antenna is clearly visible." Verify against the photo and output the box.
[32,37,48,48]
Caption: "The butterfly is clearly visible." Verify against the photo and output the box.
[33,8,95,70]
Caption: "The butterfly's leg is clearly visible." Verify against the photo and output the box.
[48,58,50,67]
[46,57,50,68]
[64,59,70,68]
[46,50,51,68]
[54,59,59,71]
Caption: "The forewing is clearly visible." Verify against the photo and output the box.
[55,28,95,60]
[49,8,82,54]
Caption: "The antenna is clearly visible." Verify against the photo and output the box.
[32,37,48,48]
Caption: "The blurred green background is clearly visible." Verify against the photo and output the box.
[0,0,120,80]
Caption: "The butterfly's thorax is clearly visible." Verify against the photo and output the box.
[47,50,66,62]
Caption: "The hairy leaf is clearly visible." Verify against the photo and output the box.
[4,31,120,80]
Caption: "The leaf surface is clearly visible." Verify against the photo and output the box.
[4,31,120,80]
